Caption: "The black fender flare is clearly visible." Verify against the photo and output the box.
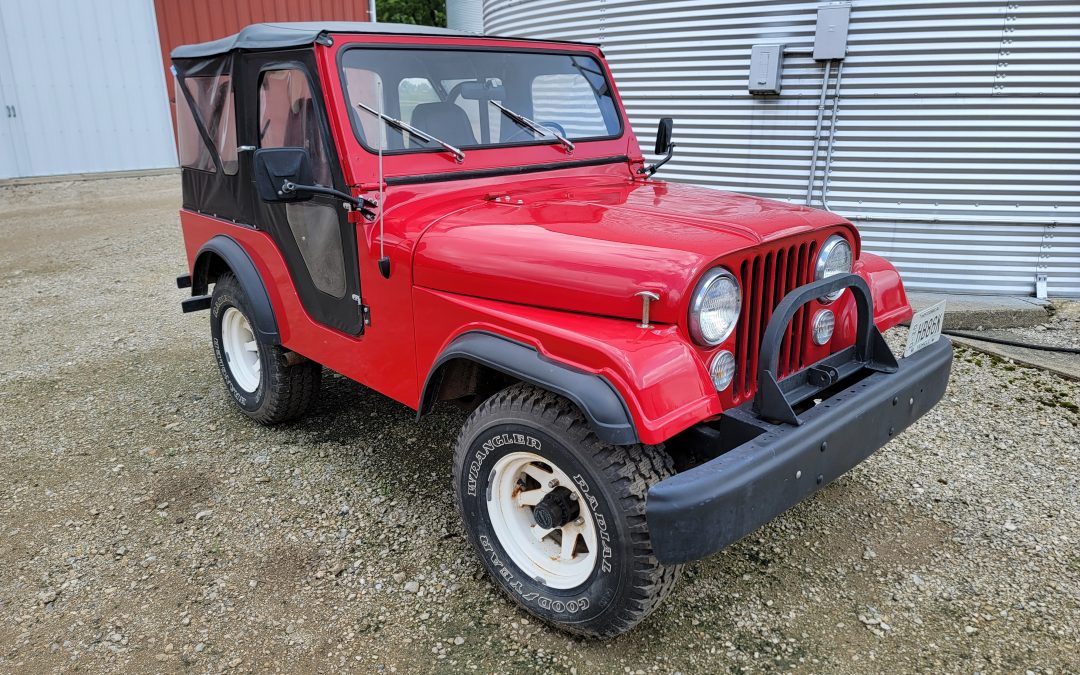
[419,332,638,446]
[193,235,280,345]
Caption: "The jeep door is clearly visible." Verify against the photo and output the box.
[240,52,364,336]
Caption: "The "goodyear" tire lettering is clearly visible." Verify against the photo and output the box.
[479,534,589,613]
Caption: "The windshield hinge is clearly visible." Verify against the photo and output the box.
[351,294,372,327]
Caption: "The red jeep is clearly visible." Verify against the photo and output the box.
[172,22,952,637]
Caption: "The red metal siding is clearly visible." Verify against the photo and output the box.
[153,0,369,135]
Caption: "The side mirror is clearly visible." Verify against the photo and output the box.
[253,147,377,219]
[253,147,316,203]
[640,118,676,177]
[654,117,674,155]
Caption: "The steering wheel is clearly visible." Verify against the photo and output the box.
[501,120,568,144]
[502,125,536,143]
[540,121,566,136]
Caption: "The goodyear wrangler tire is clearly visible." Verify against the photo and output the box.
[209,272,320,425]
[452,383,681,638]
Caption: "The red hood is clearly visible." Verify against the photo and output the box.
[412,178,853,324]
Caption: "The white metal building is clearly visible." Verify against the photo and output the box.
[475,0,1080,298]
[0,0,177,179]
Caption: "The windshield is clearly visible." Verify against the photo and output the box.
[339,48,622,155]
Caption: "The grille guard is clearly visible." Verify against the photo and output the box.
[754,273,899,425]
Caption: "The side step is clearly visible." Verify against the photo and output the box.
[181,295,211,313]
[176,273,192,289]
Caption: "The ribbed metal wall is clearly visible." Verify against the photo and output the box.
[485,0,1080,297]
[447,0,485,33]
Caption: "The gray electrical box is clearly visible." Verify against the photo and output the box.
[748,44,784,94]
[813,2,851,60]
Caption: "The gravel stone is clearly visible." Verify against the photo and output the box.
[0,175,1077,673]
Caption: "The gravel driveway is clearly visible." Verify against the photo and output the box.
[1,175,1077,674]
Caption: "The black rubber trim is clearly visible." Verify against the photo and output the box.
[646,336,953,564]
[384,155,629,186]
[176,274,192,289]
[418,331,638,445]
[191,235,281,345]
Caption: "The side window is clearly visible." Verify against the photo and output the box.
[176,75,237,174]
[258,69,333,186]
[531,73,608,138]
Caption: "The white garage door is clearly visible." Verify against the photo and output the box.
[0,0,177,179]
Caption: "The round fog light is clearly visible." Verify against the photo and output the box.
[812,309,835,346]
[709,350,736,391]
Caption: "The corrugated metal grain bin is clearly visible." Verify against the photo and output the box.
[484,0,1080,298]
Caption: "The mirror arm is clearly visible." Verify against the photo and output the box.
[281,181,378,220]
[637,143,675,177]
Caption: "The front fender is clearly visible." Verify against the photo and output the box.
[413,287,720,446]
[856,252,912,330]
[420,332,638,445]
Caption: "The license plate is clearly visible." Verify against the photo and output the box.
[904,300,946,357]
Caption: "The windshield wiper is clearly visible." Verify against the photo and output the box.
[356,102,465,164]
[489,101,575,154]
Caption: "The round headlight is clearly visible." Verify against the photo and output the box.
[709,350,736,391]
[689,268,741,346]
[815,234,853,302]
[812,309,835,345]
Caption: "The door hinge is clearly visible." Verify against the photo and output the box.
[351,294,371,326]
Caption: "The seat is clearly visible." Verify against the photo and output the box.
[408,102,477,149]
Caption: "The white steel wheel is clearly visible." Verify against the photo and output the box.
[487,451,599,589]
[220,307,261,393]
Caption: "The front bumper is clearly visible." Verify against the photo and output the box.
[646,274,953,565]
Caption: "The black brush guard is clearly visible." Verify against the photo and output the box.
[646,274,952,564]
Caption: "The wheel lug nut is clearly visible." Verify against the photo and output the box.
[548,479,559,488]
[569,492,578,501]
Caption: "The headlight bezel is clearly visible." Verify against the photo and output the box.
[815,234,854,303]
[688,268,742,347]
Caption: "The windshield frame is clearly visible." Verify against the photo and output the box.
[335,44,626,158]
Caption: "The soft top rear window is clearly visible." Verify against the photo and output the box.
[339,47,622,155]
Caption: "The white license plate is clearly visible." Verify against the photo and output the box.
[904,300,946,357]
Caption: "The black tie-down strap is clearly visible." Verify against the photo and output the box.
[754,273,899,425]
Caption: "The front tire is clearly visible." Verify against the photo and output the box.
[452,384,681,638]
[209,272,320,424]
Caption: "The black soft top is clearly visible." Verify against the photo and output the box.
[171,22,466,59]
[171,21,592,60]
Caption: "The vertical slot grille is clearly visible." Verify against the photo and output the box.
[732,239,819,401]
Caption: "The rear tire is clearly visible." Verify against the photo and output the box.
[452,383,681,638]
[209,272,320,424]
